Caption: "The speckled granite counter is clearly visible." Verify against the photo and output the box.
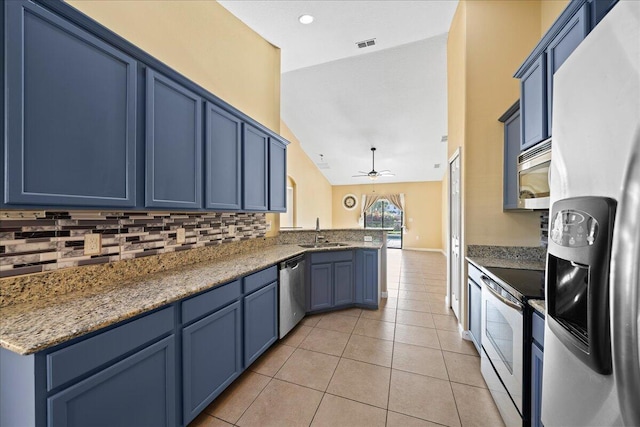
[466,256,545,271]
[0,242,381,355]
[529,299,546,315]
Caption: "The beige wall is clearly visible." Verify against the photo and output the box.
[447,0,568,327]
[68,0,281,133]
[332,182,443,250]
[68,0,283,237]
[541,0,571,34]
[280,122,333,229]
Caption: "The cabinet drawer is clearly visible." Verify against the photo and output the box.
[182,280,241,324]
[467,262,485,286]
[48,335,176,427]
[46,307,174,391]
[310,250,353,264]
[532,311,545,348]
[243,266,277,294]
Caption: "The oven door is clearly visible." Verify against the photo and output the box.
[481,279,524,414]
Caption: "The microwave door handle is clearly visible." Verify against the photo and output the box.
[481,276,523,312]
[611,139,640,427]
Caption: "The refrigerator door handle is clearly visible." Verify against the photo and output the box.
[610,132,640,427]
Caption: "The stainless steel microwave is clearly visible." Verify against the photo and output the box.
[517,139,551,209]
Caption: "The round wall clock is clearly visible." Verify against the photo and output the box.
[342,194,358,210]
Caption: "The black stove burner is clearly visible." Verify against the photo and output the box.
[485,267,545,301]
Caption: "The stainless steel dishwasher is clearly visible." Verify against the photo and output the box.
[279,255,306,338]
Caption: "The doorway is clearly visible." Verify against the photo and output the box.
[448,150,461,320]
[364,199,403,249]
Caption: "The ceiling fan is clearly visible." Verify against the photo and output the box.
[352,147,395,180]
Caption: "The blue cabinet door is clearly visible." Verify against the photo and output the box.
[501,105,522,210]
[355,250,379,307]
[4,0,136,207]
[205,103,242,210]
[334,261,354,306]
[269,138,287,212]
[520,55,547,151]
[48,336,176,427]
[145,69,202,209]
[531,342,544,427]
[243,282,278,367]
[546,4,589,136]
[310,263,333,311]
[242,124,269,211]
[182,301,242,425]
[362,250,379,307]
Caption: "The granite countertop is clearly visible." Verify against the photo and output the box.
[466,256,545,271]
[0,242,382,355]
[529,299,546,315]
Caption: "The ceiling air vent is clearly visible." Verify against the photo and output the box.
[441,135,448,143]
[356,38,376,49]
[434,164,441,169]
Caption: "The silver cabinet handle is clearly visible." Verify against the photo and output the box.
[611,135,640,427]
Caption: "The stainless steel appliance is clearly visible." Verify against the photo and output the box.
[479,267,545,427]
[517,138,551,210]
[278,255,306,339]
[543,2,640,425]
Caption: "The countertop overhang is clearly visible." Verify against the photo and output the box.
[0,242,382,355]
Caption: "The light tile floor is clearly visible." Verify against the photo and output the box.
[190,250,504,427]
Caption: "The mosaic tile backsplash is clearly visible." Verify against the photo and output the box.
[0,211,267,279]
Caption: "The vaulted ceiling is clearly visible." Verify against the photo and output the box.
[218,0,458,185]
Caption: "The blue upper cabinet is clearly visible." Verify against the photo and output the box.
[242,124,269,211]
[4,0,137,207]
[515,0,617,152]
[145,69,202,209]
[269,138,287,212]
[519,55,547,151]
[499,102,523,211]
[205,103,242,210]
[546,4,589,136]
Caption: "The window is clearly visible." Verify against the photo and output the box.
[364,199,403,249]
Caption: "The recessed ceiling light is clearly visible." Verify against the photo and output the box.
[298,14,314,24]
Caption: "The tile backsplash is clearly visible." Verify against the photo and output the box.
[0,211,267,278]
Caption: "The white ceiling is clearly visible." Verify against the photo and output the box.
[218,0,458,185]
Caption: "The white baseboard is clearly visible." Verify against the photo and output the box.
[381,291,388,298]
[402,248,445,253]
[460,326,473,342]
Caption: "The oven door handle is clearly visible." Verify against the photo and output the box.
[481,276,524,312]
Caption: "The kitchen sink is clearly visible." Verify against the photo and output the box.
[298,242,351,248]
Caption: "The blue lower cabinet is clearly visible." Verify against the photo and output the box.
[309,263,333,311]
[48,336,176,427]
[182,301,242,426]
[333,261,354,306]
[243,282,278,367]
[355,250,379,308]
[531,311,545,427]
[531,342,544,427]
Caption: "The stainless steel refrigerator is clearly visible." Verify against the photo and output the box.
[543,1,640,426]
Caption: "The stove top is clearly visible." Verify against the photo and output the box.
[484,266,545,301]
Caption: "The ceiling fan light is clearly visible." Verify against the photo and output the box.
[369,175,378,181]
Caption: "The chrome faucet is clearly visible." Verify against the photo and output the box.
[315,217,324,244]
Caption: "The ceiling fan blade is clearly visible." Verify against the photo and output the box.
[377,169,391,173]
[357,171,370,174]
[352,174,369,177]
[379,173,395,177]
